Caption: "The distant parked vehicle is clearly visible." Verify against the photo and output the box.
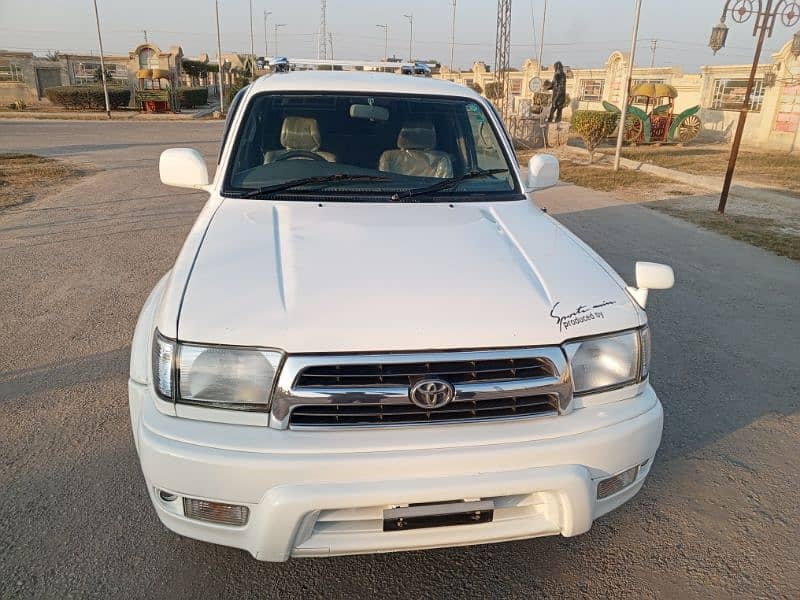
[401,62,432,76]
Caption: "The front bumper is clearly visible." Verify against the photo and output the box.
[130,380,663,561]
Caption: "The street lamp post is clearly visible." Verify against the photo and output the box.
[264,10,272,58]
[249,0,255,58]
[215,0,225,113]
[376,24,389,60]
[274,23,286,56]
[709,0,800,214]
[91,0,111,118]
[450,1,457,72]
[613,0,643,172]
[404,13,414,62]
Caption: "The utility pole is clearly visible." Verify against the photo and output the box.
[536,0,547,78]
[404,13,414,62]
[215,0,225,113]
[249,0,255,58]
[649,38,658,68]
[318,0,328,60]
[91,0,111,118]
[449,0,457,72]
[376,24,389,60]
[613,0,642,171]
[274,23,286,56]
[329,32,334,61]
[494,0,512,121]
[708,0,799,214]
[264,10,272,57]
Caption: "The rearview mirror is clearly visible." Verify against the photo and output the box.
[627,261,674,308]
[526,154,559,191]
[349,104,389,122]
[159,148,210,189]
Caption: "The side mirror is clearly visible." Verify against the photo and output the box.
[526,154,559,191]
[159,148,210,190]
[627,261,674,308]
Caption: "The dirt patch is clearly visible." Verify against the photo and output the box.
[518,147,800,260]
[620,145,800,195]
[651,197,800,261]
[518,148,696,202]
[0,153,93,210]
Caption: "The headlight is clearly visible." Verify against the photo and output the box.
[564,328,648,395]
[152,331,282,411]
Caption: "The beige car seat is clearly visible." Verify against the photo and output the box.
[264,116,336,163]
[378,121,453,178]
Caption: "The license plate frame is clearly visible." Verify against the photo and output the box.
[383,500,494,532]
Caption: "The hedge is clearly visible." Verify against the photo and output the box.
[44,85,131,110]
[176,86,209,108]
[570,110,619,162]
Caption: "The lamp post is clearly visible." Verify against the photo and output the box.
[249,0,255,58]
[264,10,272,58]
[709,0,800,214]
[376,24,389,60]
[215,0,225,113]
[449,1,457,72]
[404,13,414,62]
[91,0,111,118]
[274,23,286,56]
[613,0,643,172]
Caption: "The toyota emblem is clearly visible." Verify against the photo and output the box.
[409,378,455,409]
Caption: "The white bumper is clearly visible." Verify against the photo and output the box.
[129,381,663,561]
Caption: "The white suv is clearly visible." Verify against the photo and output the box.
[129,71,673,562]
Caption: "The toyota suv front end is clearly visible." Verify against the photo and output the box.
[128,71,673,561]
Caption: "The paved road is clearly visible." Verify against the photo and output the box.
[1,120,798,599]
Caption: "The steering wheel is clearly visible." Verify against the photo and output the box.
[273,150,327,162]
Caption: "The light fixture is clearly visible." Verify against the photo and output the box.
[709,19,729,55]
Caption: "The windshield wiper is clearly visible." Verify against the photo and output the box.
[238,174,390,198]
[390,168,509,201]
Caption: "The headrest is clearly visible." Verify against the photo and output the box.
[397,120,437,150]
[281,116,322,151]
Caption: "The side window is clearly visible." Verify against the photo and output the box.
[466,103,507,171]
[217,85,249,164]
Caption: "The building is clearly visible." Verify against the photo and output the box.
[0,43,184,106]
[436,37,800,152]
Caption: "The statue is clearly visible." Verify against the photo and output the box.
[546,61,566,123]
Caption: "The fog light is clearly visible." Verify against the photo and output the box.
[183,497,250,526]
[158,490,178,502]
[597,465,639,499]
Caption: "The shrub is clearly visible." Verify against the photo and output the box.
[467,82,483,95]
[484,81,503,100]
[570,110,619,163]
[8,99,26,111]
[45,85,131,110]
[176,86,209,108]
[224,80,248,107]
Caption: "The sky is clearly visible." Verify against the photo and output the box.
[0,0,795,71]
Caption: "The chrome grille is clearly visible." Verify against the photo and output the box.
[270,347,572,430]
[295,357,554,387]
[289,394,558,426]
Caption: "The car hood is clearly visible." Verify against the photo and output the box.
[177,197,641,352]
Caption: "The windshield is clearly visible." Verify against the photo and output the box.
[223,92,519,201]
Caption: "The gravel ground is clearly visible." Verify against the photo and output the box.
[0,120,798,599]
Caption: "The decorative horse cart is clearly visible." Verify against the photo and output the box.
[603,83,702,144]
